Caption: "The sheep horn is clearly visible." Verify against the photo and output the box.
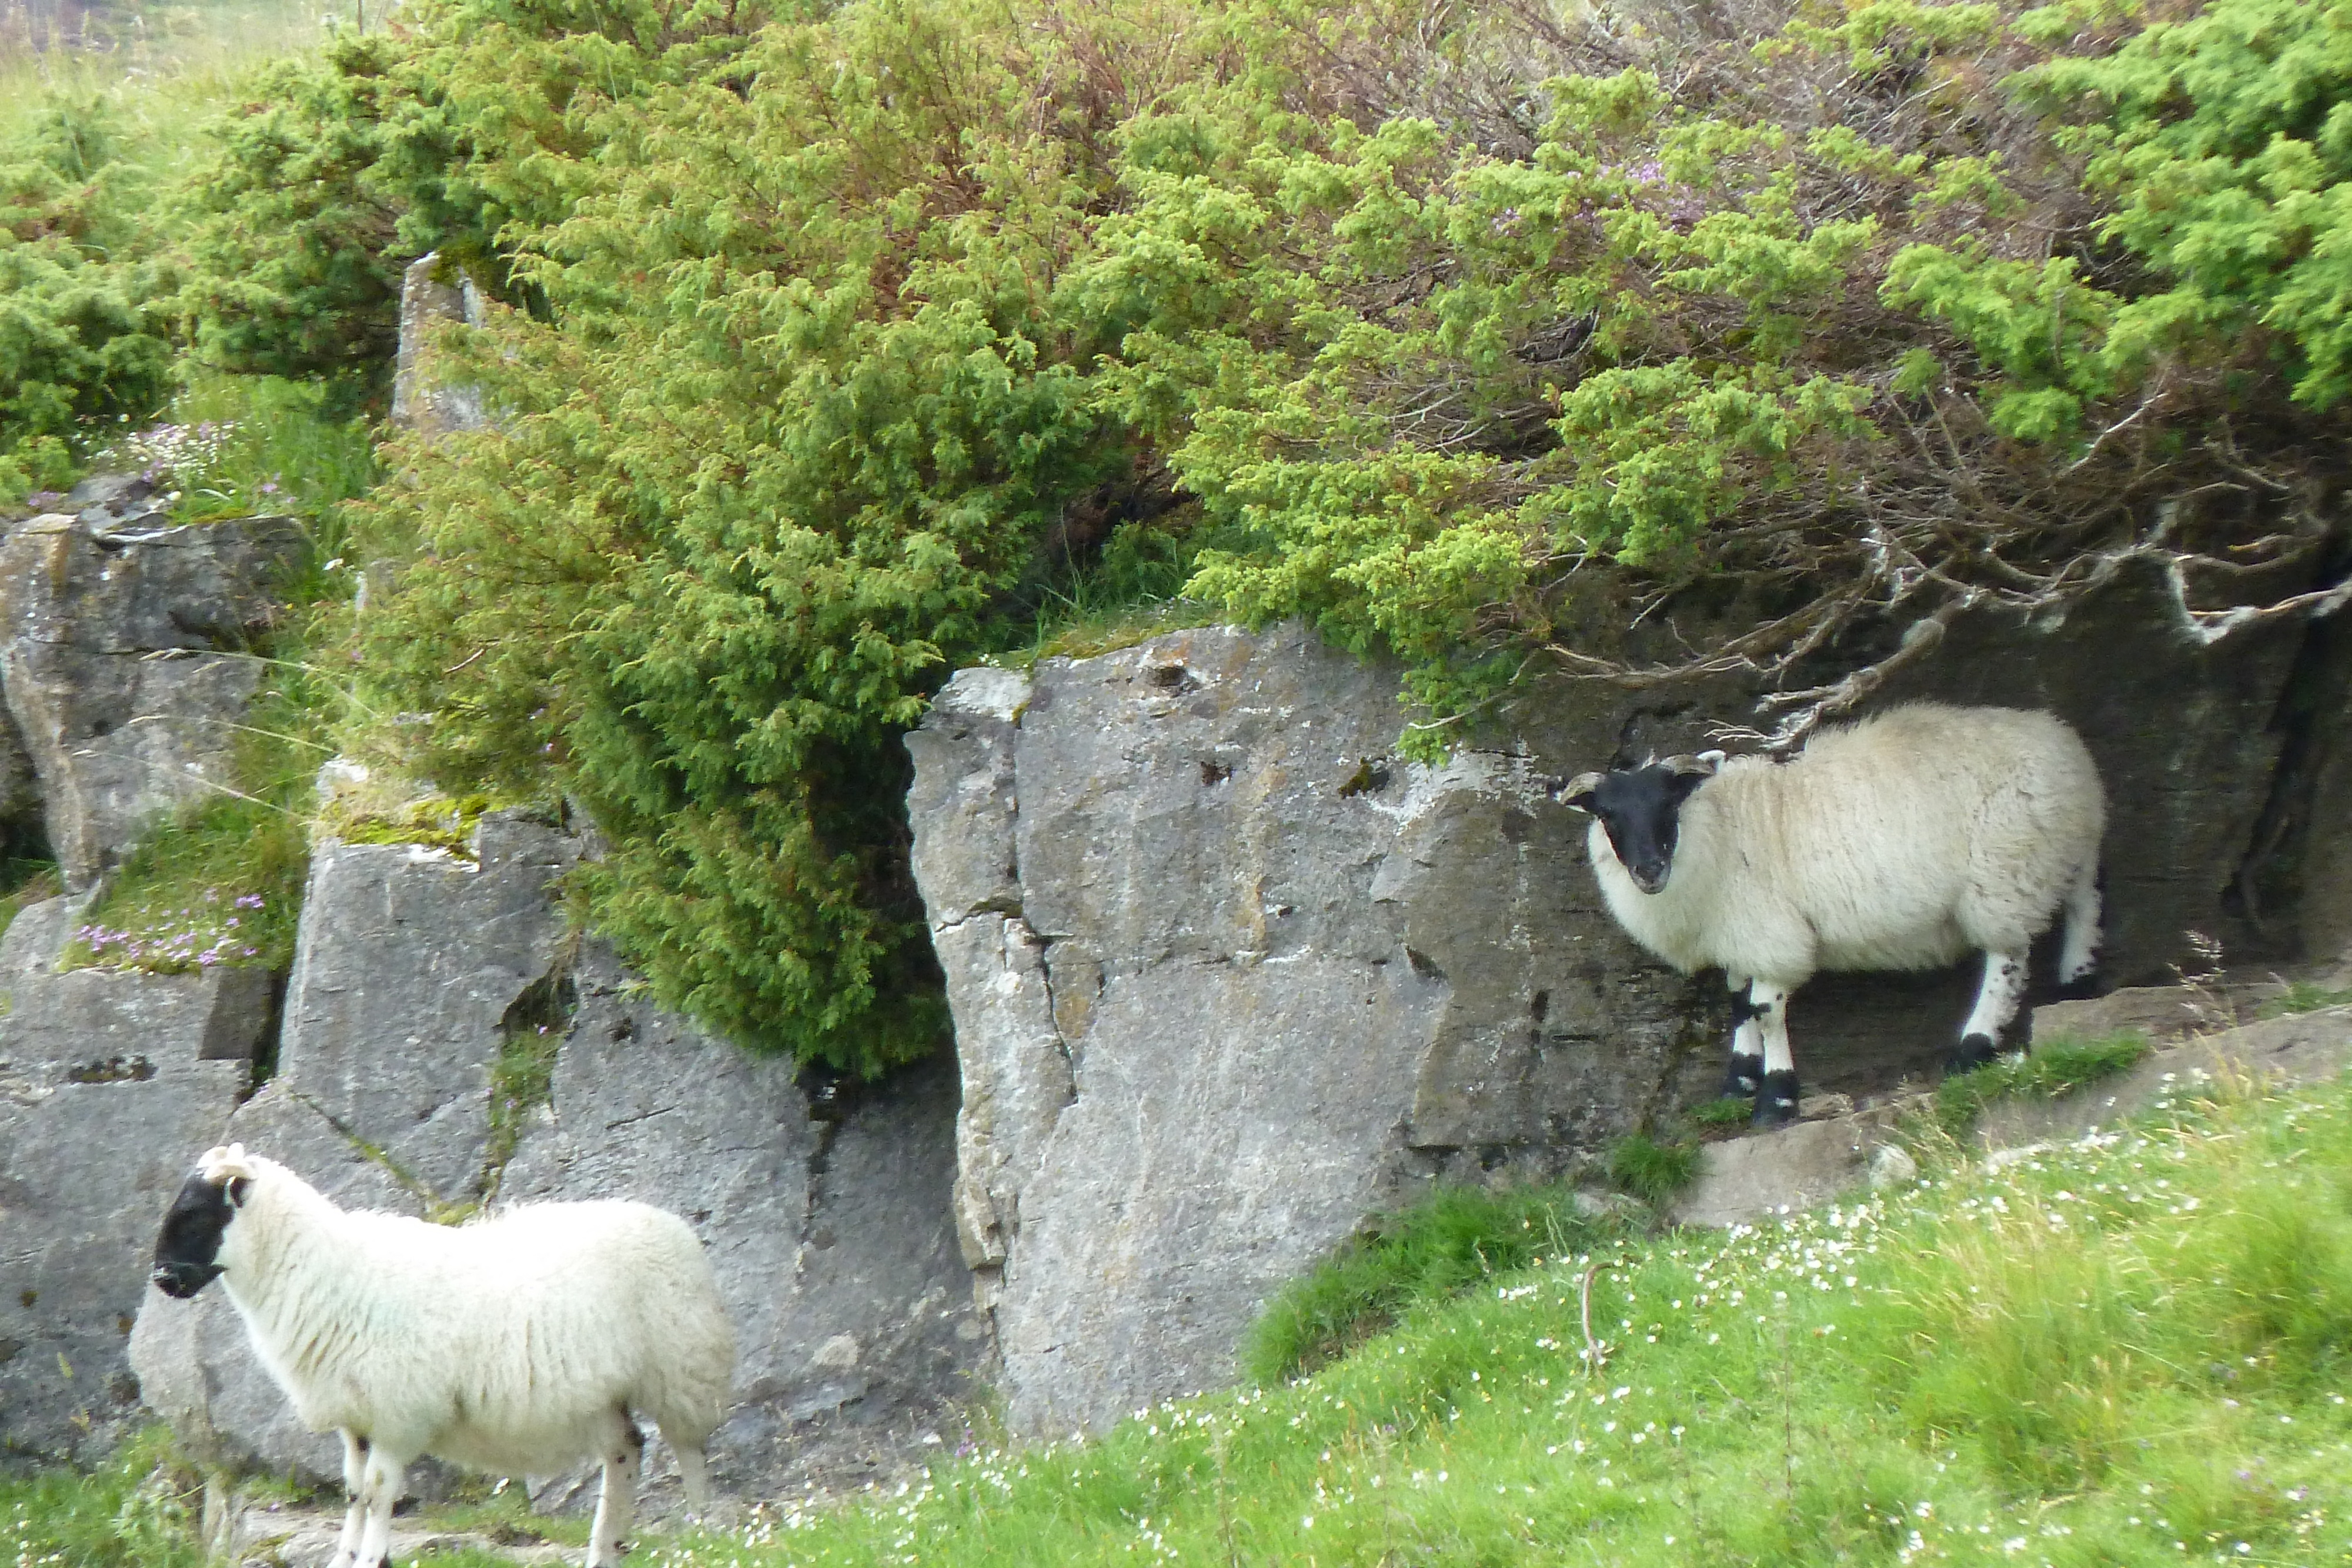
[1661,753,1719,778]
[1555,771,1605,809]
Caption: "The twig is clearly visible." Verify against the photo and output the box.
[1578,1263,1605,1376]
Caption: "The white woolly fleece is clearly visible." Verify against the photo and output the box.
[196,1144,733,1477]
[1587,703,2106,990]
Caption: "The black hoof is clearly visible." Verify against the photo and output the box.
[1723,1051,1764,1098]
[1947,1032,2000,1074]
[1752,1069,1801,1129]
[2049,972,2101,1002]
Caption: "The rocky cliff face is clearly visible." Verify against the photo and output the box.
[0,480,303,888]
[0,897,269,1462]
[2,425,2344,1502]
[904,563,2352,1439]
[0,472,986,1496]
[904,626,1723,1437]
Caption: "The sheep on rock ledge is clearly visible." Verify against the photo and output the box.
[1558,704,2106,1128]
[149,1144,734,1568]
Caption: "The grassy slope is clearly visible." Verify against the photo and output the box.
[15,1062,2350,1567]
[581,1065,2352,1568]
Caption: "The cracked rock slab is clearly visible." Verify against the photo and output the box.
[0,510,305,887]
[502,944,986,1502]
[906,627,1718,1438]
[0,898,258,1463]
[1670,1003,2352,1228]
[268,812,579,1199]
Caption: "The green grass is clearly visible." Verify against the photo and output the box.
[146,372,382,545]
[1605,1131,1700,1207]
[1242,1182,1622,1386]
[400,1478,594,1556]
[0,1428,204,1568]
[0,1,323,238]
[1925,1031,2156,1142]
[1008,520,1227,668]
[19,1066,2352,1568]
[617,1064,2352,1568]
[2258,982,2352,1021]
[1689,1095,1753,1131]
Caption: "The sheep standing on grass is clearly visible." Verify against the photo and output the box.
[1557,704,2106,1128]
[149,1144,734,1568]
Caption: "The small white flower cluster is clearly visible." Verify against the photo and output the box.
[100,420,235,492]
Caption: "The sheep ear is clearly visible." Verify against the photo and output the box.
[198,1143,257,1186]
[1556,771,1605,812]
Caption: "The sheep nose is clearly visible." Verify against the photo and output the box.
[151,1261,222,1298]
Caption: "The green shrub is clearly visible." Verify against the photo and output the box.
[203,0,2352,1072]
[348,0,1167,1072]
[169,36,408,387]
[0,96,176,504]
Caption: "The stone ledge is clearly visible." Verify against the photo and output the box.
[1672,1001,2352,1229]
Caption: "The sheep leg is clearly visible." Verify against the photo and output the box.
[1953,951,2029,1072]
[1749,982,1801,1129]
[350,1444,405,1568]
[2057,861,2102,993]
[327,1430,368,1568]
[588,1416,646,1566]
[670,1438,711,1517]
[1722,975,1764,1100]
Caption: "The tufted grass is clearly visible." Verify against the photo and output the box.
[2259,983,2352,1021]
[1605,1131,1701,1207]
[1240,1182,1622,1388]
[0,1428,204,1568]
[1924,1031,2156,1142]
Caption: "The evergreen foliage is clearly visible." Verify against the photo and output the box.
[97,0,2352,1067]
[171,38,408,385]
[0,97,176,503]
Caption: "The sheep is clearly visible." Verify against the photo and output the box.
[149,1144,734,1568]
[1556,703,2105,1128]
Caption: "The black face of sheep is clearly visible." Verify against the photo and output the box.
[151,1169,245,1298]
[1555,756,1718,895]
